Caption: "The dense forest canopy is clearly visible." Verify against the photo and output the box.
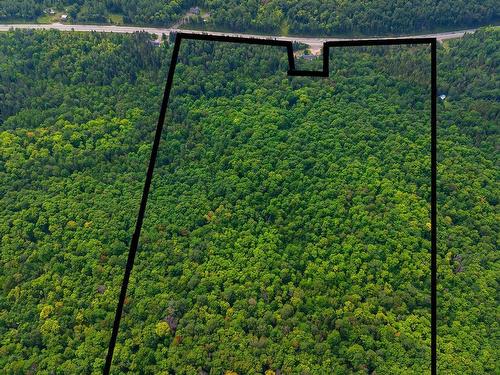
[0,0,498,35]
[0,27,498,373]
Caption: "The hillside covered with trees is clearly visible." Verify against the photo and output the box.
[0,0,498,36]
[0,27,498,373]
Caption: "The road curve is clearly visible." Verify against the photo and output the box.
[0,22,481,50]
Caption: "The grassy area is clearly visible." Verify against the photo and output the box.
[109,13,124,25]
[36,12,67,24]
[36,14,53,24]
[280,21,289,36]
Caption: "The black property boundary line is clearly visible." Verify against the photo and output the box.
[104,32,437,374]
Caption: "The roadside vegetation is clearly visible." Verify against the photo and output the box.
[0,0,498,36]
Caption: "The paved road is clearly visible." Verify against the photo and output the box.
[0,22,480,50]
